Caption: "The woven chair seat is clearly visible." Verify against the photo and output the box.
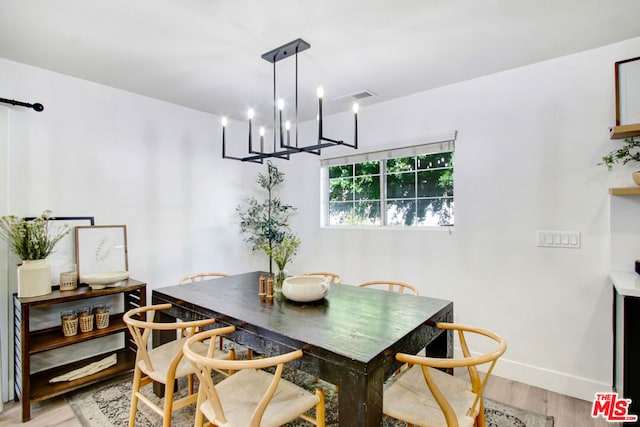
[140,337,219,383]
[384,365,476,427]
[199,368,321,427]
[183,326,325,426]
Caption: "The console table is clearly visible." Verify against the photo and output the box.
[14,279,146,421]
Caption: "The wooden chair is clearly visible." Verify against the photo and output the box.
[183,326,326,427]
[179,271,256,360]
[123,303,235,427]
[383,323,507,427]
[357,280,419,295]
[178,272,229,284]
[298,271,342,284]
[178,272,244,353]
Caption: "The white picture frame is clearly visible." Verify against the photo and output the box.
[76,225,128,280]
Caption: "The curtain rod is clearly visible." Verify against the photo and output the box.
[0,97,44,112]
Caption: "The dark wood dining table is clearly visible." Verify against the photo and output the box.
[151,271,453,426]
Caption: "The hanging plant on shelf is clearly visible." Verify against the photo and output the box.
[237,161,297,273]
[600,137,640,185]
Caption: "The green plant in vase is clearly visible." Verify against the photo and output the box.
[259,234,301,292]
[0,210,69,297]
[237,161,296,273]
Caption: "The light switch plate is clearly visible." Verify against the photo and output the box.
[537,231,580,248]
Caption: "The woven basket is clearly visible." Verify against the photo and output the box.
[79,314,94,333]
[95,311,109,329]
[59,271,78,291]
[62,316,78,337]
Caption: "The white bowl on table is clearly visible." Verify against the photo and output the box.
[282,275,330,302]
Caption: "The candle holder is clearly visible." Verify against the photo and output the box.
[94,304,110,329]
[61,310,78,337]
[77,306,94,333]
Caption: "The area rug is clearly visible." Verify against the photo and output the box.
[66,369,553,427]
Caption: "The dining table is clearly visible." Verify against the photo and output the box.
[151,271,453,426]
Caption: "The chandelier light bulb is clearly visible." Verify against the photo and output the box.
[221,116,228,127]
[248,108,254,120]
[277,98,285,110]
[259,126,265,136]
[352,103,360,114]
[317,86,324,99]
[285,120,291,130]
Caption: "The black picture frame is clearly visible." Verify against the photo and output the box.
[615,56,640,126]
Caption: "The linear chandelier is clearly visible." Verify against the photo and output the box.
[222,38,359,163]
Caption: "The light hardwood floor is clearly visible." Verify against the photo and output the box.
[483,374,618,427]
[0,374,620,426]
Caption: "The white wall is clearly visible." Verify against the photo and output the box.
[1,36,639,403]
[283,37,640,401]
[0,58,268,400]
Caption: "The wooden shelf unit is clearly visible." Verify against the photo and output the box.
[610,187,640,196]
[610,123,640,139]
[13,279,146,422]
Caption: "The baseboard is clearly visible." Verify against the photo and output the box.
[491,356,611,402]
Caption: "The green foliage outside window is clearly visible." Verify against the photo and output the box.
[328,151,454,226]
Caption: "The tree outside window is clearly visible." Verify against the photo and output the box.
[327,151,453,227]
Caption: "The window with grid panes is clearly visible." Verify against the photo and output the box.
[323,133,455,227]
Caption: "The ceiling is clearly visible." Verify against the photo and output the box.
[1,0,640,123]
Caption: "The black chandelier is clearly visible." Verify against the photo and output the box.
[222,38,358,163]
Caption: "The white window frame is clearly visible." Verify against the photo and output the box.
[320,130,456,229]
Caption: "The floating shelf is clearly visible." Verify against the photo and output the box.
[610,187,640,195]
[610,123,640,139]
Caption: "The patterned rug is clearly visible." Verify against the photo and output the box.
[66,368,554,426]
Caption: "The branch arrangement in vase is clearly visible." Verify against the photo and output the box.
[0,210,69,260]
[259,234,301,272]
[237,161,296,272]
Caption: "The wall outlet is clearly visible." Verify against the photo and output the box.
[537,231,580,248]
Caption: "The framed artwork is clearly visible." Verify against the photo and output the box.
[615,56,640,126]
[25,216,95,286]
[76,225,128,279]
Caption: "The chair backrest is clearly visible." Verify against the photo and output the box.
[183,327,307,426]
[123,303,217,379]
[357,280,419,296]
[396,323,507,426]
[179,272,229,284]
[298,271,342,284]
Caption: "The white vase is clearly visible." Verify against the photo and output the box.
[17,259,52,298]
